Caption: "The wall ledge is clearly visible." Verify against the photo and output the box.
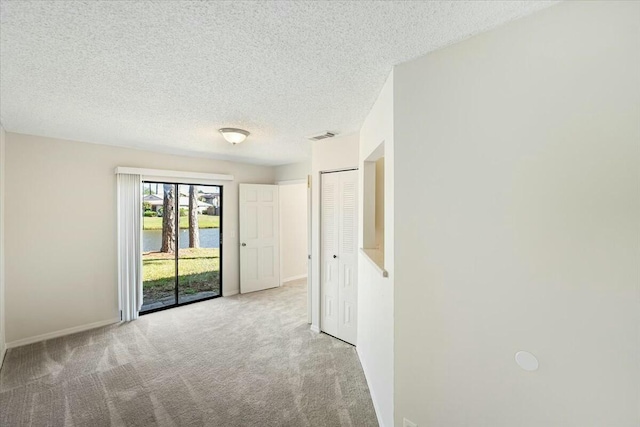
[360,248,388,277]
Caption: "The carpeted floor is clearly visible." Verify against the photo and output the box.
[0,279,379,426]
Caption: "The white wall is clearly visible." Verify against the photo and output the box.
[310,133,359,331]
[279,183,308,282]
[0,124,6,366]
[358,71,394,427]
[394,2,640,426]
[4,132,275,345]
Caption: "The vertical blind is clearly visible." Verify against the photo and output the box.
[116,173,142,321]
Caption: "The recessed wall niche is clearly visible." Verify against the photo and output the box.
[362,140,386,275]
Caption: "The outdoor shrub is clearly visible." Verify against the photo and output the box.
[179,208,188,217]
[144,210,157,217]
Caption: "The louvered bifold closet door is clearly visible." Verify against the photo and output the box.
[337,171,358,344]
[320,170,358,345]
[321,172,340,338]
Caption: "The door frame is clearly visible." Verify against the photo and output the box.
[140,181,224,315]
[307,175,312,324]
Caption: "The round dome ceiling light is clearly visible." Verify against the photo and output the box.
[219,128,250,145]
[515,351,539,371]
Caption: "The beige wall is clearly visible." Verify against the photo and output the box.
[394,1,640,426]
[375,157,385,251]
[358,71,394,427]
[274,160,310,182]
[279,183,308,282]
[5,132,275,344]
[310,133,359,331]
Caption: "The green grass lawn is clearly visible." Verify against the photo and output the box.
[143,247,220,301]
[143,214,219,230]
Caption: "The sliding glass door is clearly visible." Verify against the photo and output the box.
[140,181,222,313]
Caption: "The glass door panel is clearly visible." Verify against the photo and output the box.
[178,184,222,303]
[141,182,178,312]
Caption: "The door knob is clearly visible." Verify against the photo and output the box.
[333,255,337,259]
[242,243,247,247]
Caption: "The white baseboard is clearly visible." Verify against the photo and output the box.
[281,274,307,285]
[310,324,320,333]
[356,348,387,427]
[6,318,120,349]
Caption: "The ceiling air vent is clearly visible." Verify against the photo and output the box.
[307,131,336,141]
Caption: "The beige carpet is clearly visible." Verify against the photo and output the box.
[0,280,379,426]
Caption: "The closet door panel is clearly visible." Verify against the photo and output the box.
[320,170,358,345]
[337,171,358,345]
[320,173,340,337]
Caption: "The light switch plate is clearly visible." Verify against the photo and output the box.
[403,418,417,427]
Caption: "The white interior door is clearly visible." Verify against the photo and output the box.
[321,170,358,344]
[239,184,280,293]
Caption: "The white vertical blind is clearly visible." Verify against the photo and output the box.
[117,173,142,321]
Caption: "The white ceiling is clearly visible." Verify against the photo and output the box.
[0,1,557,165]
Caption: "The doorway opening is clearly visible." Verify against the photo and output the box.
[277,179,311,323]
[140,181,223,313]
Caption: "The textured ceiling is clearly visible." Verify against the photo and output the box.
[0,1,558,165]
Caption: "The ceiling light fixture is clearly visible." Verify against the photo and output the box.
[219,128,250,145]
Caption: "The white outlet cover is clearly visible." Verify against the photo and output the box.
[515,351,539,371]
[403,418,417,427]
